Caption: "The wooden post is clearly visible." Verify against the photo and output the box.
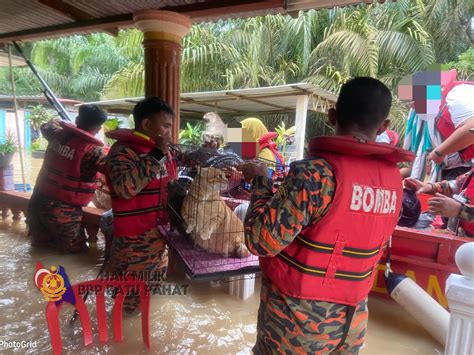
[445,242,474,355]
[134,10,191,143]
[7,44,27,192]
[294,95,309,160]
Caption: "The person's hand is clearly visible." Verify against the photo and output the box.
[427,150,444,165]
[155,135,170,154]
[404,178,433,194]
[428,193,462,218]
[237,162,269,181]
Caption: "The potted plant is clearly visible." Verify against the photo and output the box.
[275,122,296,158]
[28,104,54,159]
[0,132,17,168]
[31,140,48,159]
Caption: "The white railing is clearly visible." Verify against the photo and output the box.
[445,242,474,355]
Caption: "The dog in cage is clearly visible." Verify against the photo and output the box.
[181,166,250,258]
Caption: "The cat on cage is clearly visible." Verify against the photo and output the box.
[181,167,250,258]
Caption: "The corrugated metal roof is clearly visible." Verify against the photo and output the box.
[63,0,202,18]
[83,82,337,116]
[0,0,387,43]
[0,0,73,33]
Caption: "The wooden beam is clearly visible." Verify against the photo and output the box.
[180,108,206,114]
[103,108,134,115]
[181,97,242,114]
[183,91,336,104]
[290,85,313,95]
[37,0,119,36]
[0,0,285,43]
[0,14,134,43]
[103,27,120,37]
[225,92,293,111]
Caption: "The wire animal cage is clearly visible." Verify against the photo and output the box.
[163,145,260,280]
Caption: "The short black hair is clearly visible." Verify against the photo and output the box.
[336,77,392,132]
[76,104,107,131]
[133,97,174,128]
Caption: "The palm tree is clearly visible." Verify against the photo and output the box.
[306,1,436,93]
[0,0,471,140]
[423,0,472,63]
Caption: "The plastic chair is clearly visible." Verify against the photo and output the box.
[45,279,151,355]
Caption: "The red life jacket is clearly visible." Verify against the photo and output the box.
[459,169,474,237]
[435,71,474,161]
[35,121,103,207]
[260,136,415,306]
[106,129,177,238]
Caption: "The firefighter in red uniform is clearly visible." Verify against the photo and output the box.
[239,78,415,354]
[105,97,177,314]
[27,105,107,253]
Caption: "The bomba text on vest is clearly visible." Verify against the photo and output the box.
[50,140,75,160]
[350,184,397,214]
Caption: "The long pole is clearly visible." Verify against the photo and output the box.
[8,44,27,192]
[12,41,71,122]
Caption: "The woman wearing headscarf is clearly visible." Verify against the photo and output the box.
[241,117,285,178]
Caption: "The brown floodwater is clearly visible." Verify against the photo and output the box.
[0,153,443,354]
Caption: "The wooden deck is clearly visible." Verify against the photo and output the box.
[0,190,106,244]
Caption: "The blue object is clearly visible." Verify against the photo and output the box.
[426,85,441,100]
[24,112,31,151]
[384,271,407,294]
[0,110,5,140]
[14,183,31,192]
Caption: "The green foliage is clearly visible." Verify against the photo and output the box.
[179,122,205,145]
[103,117,122,146]
[0,132,17,154]
[448,47,474,81]
[28,104,55,132]
[30,140,41,151]
[275,122,296,156]
[32,139,48,151]
[103,117,122,132]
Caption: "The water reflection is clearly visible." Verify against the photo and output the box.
[1,153,442,354]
